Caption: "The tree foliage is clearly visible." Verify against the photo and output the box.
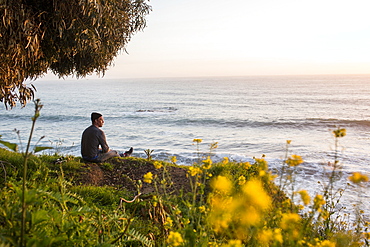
[0,0,151,108]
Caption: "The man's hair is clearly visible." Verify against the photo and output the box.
[91,112,102,122]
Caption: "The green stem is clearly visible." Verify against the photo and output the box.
[111,207,137,245]
[279,142,290,191]
[20,99,42,247]
[20,116,36,246]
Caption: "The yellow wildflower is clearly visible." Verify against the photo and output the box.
[242,179,271,210]
[198,206,206,213]
[258,229,273,245]
[182,218,190,225]
[243,162,251,169]
[313,194,326,212]
[211,176,232,194]
[153,161,163,169]
[316,240,336,247]
[239,205,261,226]
[286,140,292,144]
[254,158,268,170]
[221,239,242,247]
[280,213,301,230]
[210,142,218,150]
[297,190,311,205]
[164,216,173,229]
[363,232,370,240]
[193,138,202,143]
[348,172,369,184]
[152,195,158,207]
[202,156,212,169]
[286,154,304,166]
[274,228,283,243]
[143,172,153,184]
[238,175,246,185]
[222,157,229,165]
[208,242,219,247]
[167,231,184,247]
[188,166,202,177]
[171,156,177,163]
[333,128,346,138]
[320,210,330,220]
[208,196,233,232]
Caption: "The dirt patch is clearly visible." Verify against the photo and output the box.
[76,157,192,195]
[79,163,104,186]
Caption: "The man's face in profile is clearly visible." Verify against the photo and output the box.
[95,116,104,128]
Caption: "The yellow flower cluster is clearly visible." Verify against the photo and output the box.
[220,239,243,247]
[198,206,206,213]
[286,155,304,167]
[254,158,268,170]
[143,172,153,184]
[258,228,283,245]
[313,194,325,212]
[348,172,369,184]
[152,195,158,207]
[209,176,272,237]
[202,156,212,169]
[211,176,232,194]
[280,213,302,240]
[188,166,202,177]
[193,138,202,143]
[315,239,336,247]
[153,161,163,169]
[297,190,311,205]
[238,175,246,186]
[242,179,271,211]
[171,156,177,163]
[333,128,346,138]
[210,142,218,150]
[243,162,251,169]
[164,216,173,229]
[167,231,184,247]
[280,213,301,230]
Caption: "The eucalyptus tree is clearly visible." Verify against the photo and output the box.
[0,0,151,108]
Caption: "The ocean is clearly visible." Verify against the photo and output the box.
[1,74,370,218]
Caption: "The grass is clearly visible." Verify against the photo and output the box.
[0,132,369,246]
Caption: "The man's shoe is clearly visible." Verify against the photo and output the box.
[123,147,133,157]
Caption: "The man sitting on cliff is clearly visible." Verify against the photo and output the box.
[81,112,133,163]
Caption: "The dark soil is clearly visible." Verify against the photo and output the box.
[75,157,192,195]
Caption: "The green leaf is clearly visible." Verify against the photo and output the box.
[34,146,53,153]
[0,140,18,152]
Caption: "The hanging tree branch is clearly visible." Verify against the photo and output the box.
[0,0,151,108]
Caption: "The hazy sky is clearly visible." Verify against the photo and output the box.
[45,0,370,79]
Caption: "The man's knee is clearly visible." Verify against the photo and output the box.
[98,150,119,162]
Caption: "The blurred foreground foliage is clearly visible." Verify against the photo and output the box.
[0,134,369,246]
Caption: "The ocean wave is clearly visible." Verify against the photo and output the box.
[135,107,178,114]
[305,118,370,129]
[3,114,32,122]
[3,113,86,122]
[164,117,370,130]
